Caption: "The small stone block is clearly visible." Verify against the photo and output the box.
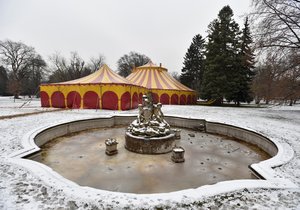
[105,149,118,156]
[188,133,195,137]
[174,129,181,139]
[171,146,185,163]
[172,156,185,163]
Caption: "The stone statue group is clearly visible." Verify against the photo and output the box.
[127,93,171,137]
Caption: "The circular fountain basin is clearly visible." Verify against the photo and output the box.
[28,125,270,194]
[125,131,175,154]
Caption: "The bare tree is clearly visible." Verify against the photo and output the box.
[249,1,300,105]
[49,52,85,82]
[0,40,36,98]
[22,54,47,96]
[48,52,68,82]
[68,51,85,79]
[252,50,300,104]
[88,54,105,72]
[170,71,180,81]
[250,0,300,50]
[48,52,105,82]
[275,49,300,105]
[117,51,150,77]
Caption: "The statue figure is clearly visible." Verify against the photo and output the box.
[137,104,144,124]
[153,103,164,123]
[127,93,171,137]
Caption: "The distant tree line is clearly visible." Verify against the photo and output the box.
[181,3,299,106]
[0,40,47,98]
[0,39,151,99]
[48,52,105,83]
[0,40,105,98]
[1,1,299,105]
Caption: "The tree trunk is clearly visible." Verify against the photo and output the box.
[255,97,260,104]
[213,98,223,106]
[265,99,269,104]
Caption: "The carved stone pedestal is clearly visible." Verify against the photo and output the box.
[105,138,118,156]
[125,132,175,154]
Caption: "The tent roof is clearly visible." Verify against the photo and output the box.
[126,62,195,92]
[50,64,133,85]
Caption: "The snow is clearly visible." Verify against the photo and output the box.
[0,97,300,209]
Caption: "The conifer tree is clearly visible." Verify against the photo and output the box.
[0,66,8,95]
[230,17,255,105]
[201,6,241,104]
[180,34,205,92]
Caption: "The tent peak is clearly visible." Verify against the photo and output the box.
[137,61,167,71]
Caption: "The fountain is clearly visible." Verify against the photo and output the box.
[125,93,176,154]
[23,92,276,194]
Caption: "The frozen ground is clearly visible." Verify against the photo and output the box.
[0,97,300,209]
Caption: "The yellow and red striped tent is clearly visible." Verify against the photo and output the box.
[126,62,197,105]
[40,64,146,110]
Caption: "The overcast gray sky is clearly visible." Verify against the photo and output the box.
[0,0,251,73]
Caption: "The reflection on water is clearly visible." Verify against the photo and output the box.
[28,126,270,194]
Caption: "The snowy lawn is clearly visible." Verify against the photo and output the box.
[0,97,300,209]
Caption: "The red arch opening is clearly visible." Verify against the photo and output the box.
[67,91,81,109]
[121,91,131,110]
[132,92,138,109]
[138,93,143,104]
[152,92,159,104]
[102,91,118,110]
[83,91,99,109]
[180,95,187,105]
[187,95,192,105]
[40,91,50,107]
[160,93,170,104]
[171,94,179,105]
[51,91,65,108]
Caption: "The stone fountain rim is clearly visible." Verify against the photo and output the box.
[7,114,297,203]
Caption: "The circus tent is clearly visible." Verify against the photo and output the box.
[126,62,197,105]
[40,64,146,110]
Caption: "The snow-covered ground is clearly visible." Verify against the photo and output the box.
[0,97,300,209]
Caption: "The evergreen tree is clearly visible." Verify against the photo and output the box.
[201,6,241,104]
[180,34,205,92]
[0,65,8,95]
[231,17,255,105]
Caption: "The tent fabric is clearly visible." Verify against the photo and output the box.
[40,63,197,110]
[127,62,194,91]
[126,61,196,105]
[40,64,147,110]
[67,91,81,109]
